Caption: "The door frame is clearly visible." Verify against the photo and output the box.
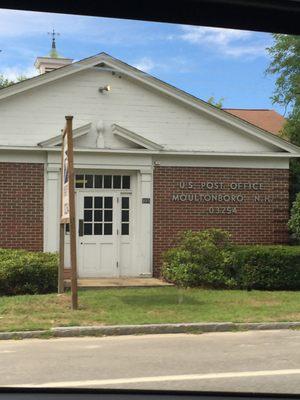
[63,169,152,278]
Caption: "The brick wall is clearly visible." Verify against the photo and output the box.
[153,166,289,277]
[0,162,44,251]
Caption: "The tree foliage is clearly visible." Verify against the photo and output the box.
[0,74,27,89]
[207,96,224,108]
[0,74,15,89]
[288,193,300,240]
[266,34,300,203]
[267,36,300,107]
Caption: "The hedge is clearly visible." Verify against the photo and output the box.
[0,249,58,296]
[162,229,300,290]
[233,245,300,290]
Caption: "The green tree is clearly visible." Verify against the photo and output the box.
[0,74,27,89]
[288,193,300,240]
[266,34,300,202]
[207,96,225,108]
[0,74,15,88]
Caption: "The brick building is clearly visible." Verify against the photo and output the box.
[0,45,299,278]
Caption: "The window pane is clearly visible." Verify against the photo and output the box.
[104,223,113,235]
[85,174,94,188]
[122,210,129,222]
[94,223,102,235]
[121,223,129,235]
[94,210,103,222]
[75,174,84,188]
[94,197,103,209]
[104,196,113,208]
[84,196,93,208]
[122,176,130,189]
[104,175,112,188]
[84,223,92,235]
[84,210,93,222]
[122,197,129,209]
[104,210,113,222]
[95,175,102,188]
[113,175,121,189]
[65,223,70,233]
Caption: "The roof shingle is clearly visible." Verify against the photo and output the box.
[223,108,285,135]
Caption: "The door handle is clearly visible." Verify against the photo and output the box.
[79,219,84,237]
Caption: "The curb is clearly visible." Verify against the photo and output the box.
[1,321,300,340]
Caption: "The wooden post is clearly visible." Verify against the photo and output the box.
[58,223,65,293]
[58,129,65,294]
[66,116,78,310]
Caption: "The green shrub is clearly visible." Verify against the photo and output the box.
[162,229,300,290]
[289,192,300,240]
[162,229,236,288]
[0,249,58,296]
[232,245,300,290]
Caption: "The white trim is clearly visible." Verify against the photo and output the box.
[153,155,289,169]
[38,123,92,147]
[112,124,163,150]
[0,52,299,155]
[0,55,101,101]
[0,144,299,158]
[43,164,48,252]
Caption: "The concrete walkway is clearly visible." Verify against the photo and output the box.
[64,277,173,289]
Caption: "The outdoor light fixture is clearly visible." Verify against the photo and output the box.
[99,85,111,93]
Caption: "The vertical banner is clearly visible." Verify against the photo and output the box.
[61,133,69,222]
[59,116,78,309]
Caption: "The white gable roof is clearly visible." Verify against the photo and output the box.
[112,124,163,150]
[38,123,91,147]
[0,52,299,155]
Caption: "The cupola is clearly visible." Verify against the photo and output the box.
[34,29,73,74]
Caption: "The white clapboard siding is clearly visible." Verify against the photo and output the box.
[0,68,278,153]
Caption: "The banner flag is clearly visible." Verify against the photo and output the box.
[61,133,69,221]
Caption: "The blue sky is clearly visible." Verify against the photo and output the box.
[0,8,283,114]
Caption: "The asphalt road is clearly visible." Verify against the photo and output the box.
[1,330,300,393]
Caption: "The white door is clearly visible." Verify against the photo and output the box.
[77,191,119,277]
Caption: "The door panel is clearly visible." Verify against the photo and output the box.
[119,195,134,276]
[78,192,118,278]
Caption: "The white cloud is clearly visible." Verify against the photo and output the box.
[222,44,267,57]
[134,57,155,72]
[0,9,159,45]
[180,26,250,45]
[178,25,268,58]
[1,66,37,81]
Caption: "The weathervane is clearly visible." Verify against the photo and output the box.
[48,29,60,49]
[47,29,60,58]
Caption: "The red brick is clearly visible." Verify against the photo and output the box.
[0,162,44,252]
[153,166,289,277]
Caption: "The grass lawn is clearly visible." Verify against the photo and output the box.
[1,287,300,332]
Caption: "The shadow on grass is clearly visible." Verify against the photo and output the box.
[120,293,202,306]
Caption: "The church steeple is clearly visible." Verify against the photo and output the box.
[34,29,73,74]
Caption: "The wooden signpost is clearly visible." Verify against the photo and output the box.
[59,115,78,310]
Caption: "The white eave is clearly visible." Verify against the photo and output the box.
[112,124,163,150]
[37,123,92,147]
[0,144,299,158]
